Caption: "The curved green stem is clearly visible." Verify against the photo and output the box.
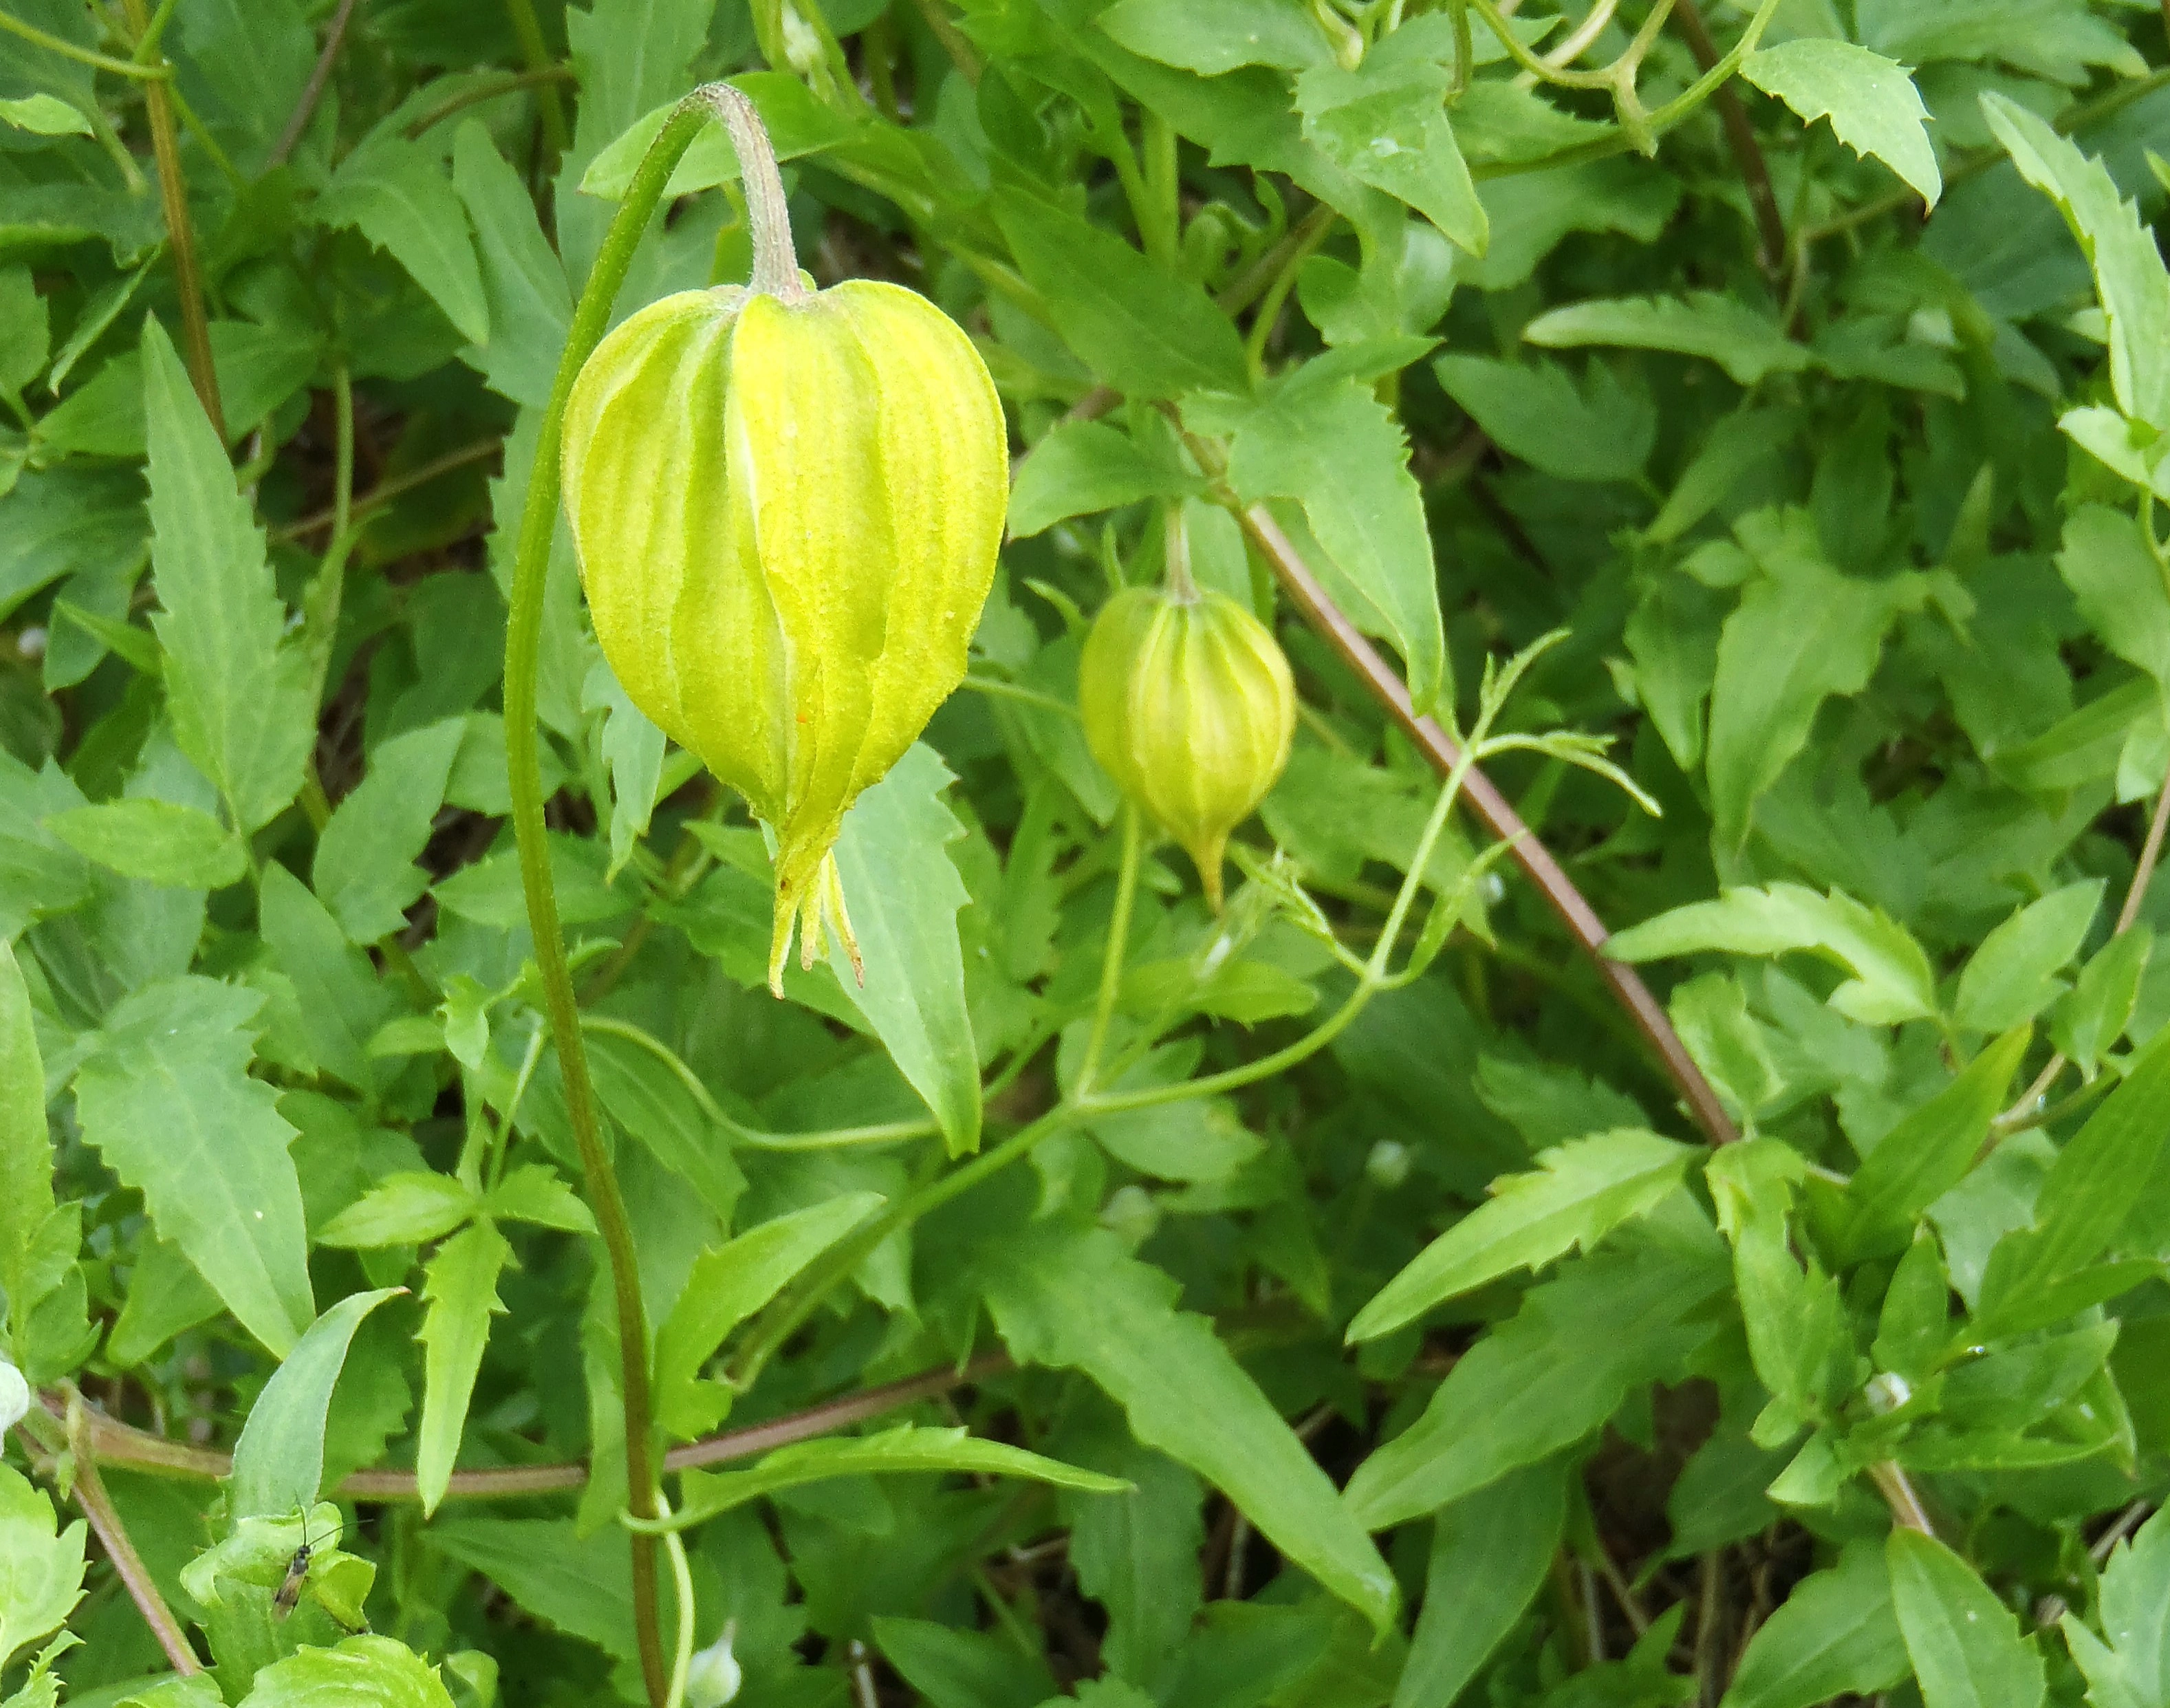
[1471,0,1785,182]
[579,1015,941,1150]
[960,673,1081,720]
[1242,208,1335,381]
[503,86,740,1708]
[660,1490,695,1708]
[1078,805,1142,1098]
[0,7,171,76]
[725,764,1483,1387]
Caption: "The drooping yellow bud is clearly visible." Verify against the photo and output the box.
[558,112,1007,995]
[1079,579,1297,911]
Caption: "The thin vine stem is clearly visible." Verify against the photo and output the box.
[119,0,222,439]
[41,1358,1016,1501]
[1471,0,1786,183]
[14,1401,202,1674]
[503,88,733,1708]
[502,0,570,163]
[268,0,358,165]
[403,65,578,141]
[661,1489,695,1708]
[0,8,172,77]
[728,745,1495,1391]
[1077,805,1142,1096]
[579,1015,941,1150]
[1989,763,2170,1133]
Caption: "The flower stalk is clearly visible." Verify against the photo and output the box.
[502,83,766,1708]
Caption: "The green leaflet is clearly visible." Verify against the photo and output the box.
[235,1634,457,1707]
[825,744,983,1155]
[1393,1462,1567,1708]
[41,799,245,890]
[1608,880,1938,1026]
[992,185,1249,401]
[0,1466,83,1671]
[415,1221,511,1516]
[140,319,314,836]
[312,718,466,944]
[0,941,52,1356]
[1974,1021,2170,1337]
[1187,366,1449,715]
[976,1218,1399,1632]
[1836,1028,2030,1262]
[657,1425,1128,1531]
[1345,1236,1730,1530]
[1739,41,1939,206]
[1348,1128,1695,1341]
[316,134,490,346]
[1986,93,2170,431]
[1887,1530,2046,1708]
[73,977,315,1356]
[653,1192,885,1440]
[228,1288,403,1520]
[1723,1542,1909,1708]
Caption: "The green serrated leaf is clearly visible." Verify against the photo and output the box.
[316,1173,479,1249]
[74,977,315,1356]
[1395,1461,1567,1708]
[1955,883,2103,1033]
[1838,1028,2028,1261]
[1007,419,1205,539]
[1349,1129,1694,1341]
[1723,1540,1909,1708]
[1742,41,1939,206]
[1975,1023,2170,1334]
[314,718,466,944]
[1096,0,1331,74]
[993,186,1249,400]
[1524,293,1811,386]
[979,1217,1399,1630]
[238,1632,457,1707]
[0,942,52,1361]
[822,744,984,1154]
[1434,353,1655,484]
[1608,881,1938,1026]
[653,1192,885,1440]
[0,95,90,138]
[1296,61,1486,257]
[1188,369,1447,715]
[0,1465,83,1672]
[141,318,314,835]
[1986,93,2170,431]
[417,1221,511,1516]
[41,799,245,890]
[1344,1237,1728,1530]
[317,134,489,346]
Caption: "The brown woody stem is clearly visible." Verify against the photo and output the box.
[120,0,223,439]
[38,1358,1012,1502]
[1235,505,1742,1148]
[1671,0,1786,274]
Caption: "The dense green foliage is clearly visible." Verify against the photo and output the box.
[8,0,2170,1705]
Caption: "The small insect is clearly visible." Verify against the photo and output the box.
[273,1511,343,1621]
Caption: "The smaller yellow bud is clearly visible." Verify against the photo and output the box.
[1078,580,1297,910]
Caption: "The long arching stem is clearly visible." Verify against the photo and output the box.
[502,81,792,1707]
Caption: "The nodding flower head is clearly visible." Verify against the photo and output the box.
[561,274,1007,993]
